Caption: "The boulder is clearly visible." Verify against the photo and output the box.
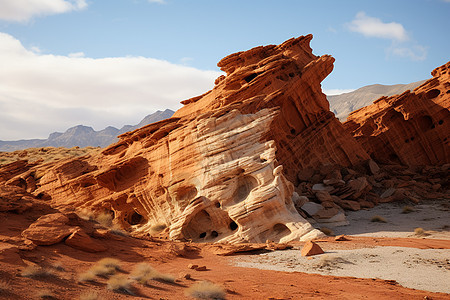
[65,228,107,253]
[22,213,75,245]
[301,241,324,256]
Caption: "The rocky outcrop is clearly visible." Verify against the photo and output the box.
[344,62,450,166]
[16,35,372,244]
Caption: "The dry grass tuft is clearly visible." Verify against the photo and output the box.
[79,291,100,300]
[149,223,167,235]
[414,227,429,236]
[96,258,121,271]
[186,281,226,299]
[130,263,155,284]
[96,212,113,228]
[21,265,55,278]
[401,206,415,214]
[370,215,387,223]
[78,270,98,283]
[107,274,135,295]
[130,263,175,284]
[319,227,334,236]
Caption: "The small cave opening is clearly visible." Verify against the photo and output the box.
[425,89,441,99]
[211,231,219,238]
[244,73,259,83]
[234,175,258,203]
[229,221,238,231]
[273,223,290,235]
[438,120,444,125]
[128,211,144,225]
[199,232,207,239]
[290,128,296,135]
[215,202,221,208]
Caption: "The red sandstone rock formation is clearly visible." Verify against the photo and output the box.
[18,35,370,244]
[344,61,450,166]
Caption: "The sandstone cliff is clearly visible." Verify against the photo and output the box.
[344,61,449,166]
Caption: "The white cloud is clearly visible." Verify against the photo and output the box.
[0,32,222,140]
[323,89,355,96]
[148,0,166,4]
[348,12,427,61]
[348,12,408,42]
[0,0,87,22]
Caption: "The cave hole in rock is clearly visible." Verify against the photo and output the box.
[290,128,296,135]
[425,89,441,99]
[215,202,221,208]
[438,120,444,125]
[244,73,260,83]
[234,175,258,203]
[411,137,415,141]
[128,211,144,225]
[418,115,433,131]
[229,221,238,231]
[182,209,212,241]
[273,223,291,236]
[211,231,219,238]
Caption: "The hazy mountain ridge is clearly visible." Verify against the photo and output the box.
[328,80,427,121]
[0,109,174,151]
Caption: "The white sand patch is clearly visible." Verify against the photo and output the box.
[233,246,450,293]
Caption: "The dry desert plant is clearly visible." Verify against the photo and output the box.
[186,281,226,300]
[401,206,415,214]
[96,258,122,271]
[370,215,387,223]
[21,265,55,278]
[79,291,100,300]
[78,270,98,283]
[96,212,113,228]
[130,262,175,284]
[149,223,167,235]
[107,274,135,295]
[414,227,429,236]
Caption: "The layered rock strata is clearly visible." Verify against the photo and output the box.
[344,62,450,165]
[12,35,371,243]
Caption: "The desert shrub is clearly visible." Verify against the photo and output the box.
[21,265,55,278]
[130,263,175,284]
[78,270,97,283]
[107,274,135,295]
[96,212,113,228]
[96,258,121,271]
[149,223,167,235]
[186,281,226,299]
[414,227,427,236]
[109,224,129,237]
[79,291,99,300]
[402,206,415,214]
[370,215,387,223]
[130,263,155,283]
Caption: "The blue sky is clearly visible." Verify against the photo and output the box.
[0,0,449,140]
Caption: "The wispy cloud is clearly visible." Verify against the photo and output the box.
[348,12,408,42]
[347,12,426,61]
[0,0,87,22]
[0,33,222,140]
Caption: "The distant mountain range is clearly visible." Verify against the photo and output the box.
[0,109,174,151]
[327,80,426,121]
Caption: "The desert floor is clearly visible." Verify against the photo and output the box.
[1,199,449,299]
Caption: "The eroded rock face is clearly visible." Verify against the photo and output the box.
[344,61,450,165]
[12,35,371,243]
